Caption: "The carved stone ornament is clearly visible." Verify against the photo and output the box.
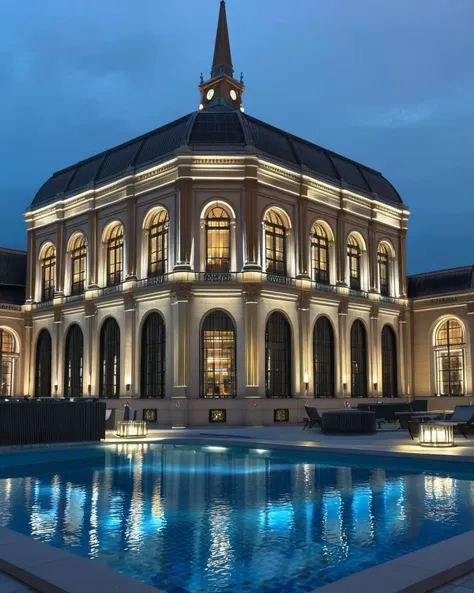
[297,290,311,311]
[84,301,97,318]
[338,296,349,316]
[242,283,261,302]
[24,313,33,329]
[172,283,193,302]
[370,302,379,320]
[53,305,63,324]
[123,294,136,312]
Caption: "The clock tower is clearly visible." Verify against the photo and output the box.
[199,1,245,112]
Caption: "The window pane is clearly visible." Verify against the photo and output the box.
[201,312,236,398]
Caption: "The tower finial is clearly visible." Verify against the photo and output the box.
[211,1,233,78]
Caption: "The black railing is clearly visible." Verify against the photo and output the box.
[201,272,236,282]
[35,299,54,309]
[136,274,169,289]
[65,293,85,304]
[312,281,338,294]
[380,295,397,304]
[98,284,123,297]
[265,273,293,286]
[349,288,369,299]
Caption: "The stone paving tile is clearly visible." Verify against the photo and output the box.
[0,571,37,593]
[428,570,474,592]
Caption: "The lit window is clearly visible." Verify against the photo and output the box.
[347,235,361,291]
[64,324,83,398]
[106,225,124,287]
[264,210,287,277]
[0,330,15,397]
[100,318,120,398]
[41,245,56,302]
[311,223,329,284]
[201,311,236,398]
[378,243,390,297]
[435,319,465,396]
[70,235,87,295]
[206,207,231,273]
[148,210,168,278]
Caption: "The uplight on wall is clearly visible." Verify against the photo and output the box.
[304,373,309,392]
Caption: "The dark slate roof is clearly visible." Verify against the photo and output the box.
[0,249,27,305]
[31,105,404,210]
[408,266,474,298]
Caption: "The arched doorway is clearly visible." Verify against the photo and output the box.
[382,326,398,397]
[201,311,236,397]
[99,318,120,398]
[313,317,335,397]
[141,313,166,398]
[265,312,291,397]
[64,324,84,398]
[351,320,367,398]
[35,329,52,398]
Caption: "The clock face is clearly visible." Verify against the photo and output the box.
[230,89,237,101]
[206,89,215,101]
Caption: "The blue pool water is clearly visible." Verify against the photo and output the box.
[0,444,474,593]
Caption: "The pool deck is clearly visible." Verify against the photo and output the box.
[3,425,474,593]
[104,424,474,463]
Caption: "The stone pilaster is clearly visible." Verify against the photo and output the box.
[53,305,63,396]
[88,210,98,288]
[468,303,474,397]
[297,290,311,397]
[399,228,408,297]
[55,221,65,295]
[175,179,193,271]
[398,307,409,399]
[171,283,192,396]
[84,301,97,397]
[336,208,347,285]
[338,297,349,397]
[297,186,310,278]
[24,313,33,396]
[123,293,136,396]
[370,302,380,397]
[368,220,378,293]
[243,177,261,271]
[26,230,36,303]
[243,283,260,397]
[126,196,137,280]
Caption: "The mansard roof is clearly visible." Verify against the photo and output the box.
[408,266,474,298]
[31,105,404,211]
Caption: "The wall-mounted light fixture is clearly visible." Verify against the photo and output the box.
[126,384,131,393]
[88,384,91,396]
[304,372,309,393]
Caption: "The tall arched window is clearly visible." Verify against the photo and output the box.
[347,235,361,291]
[265,312,291,397]
[201,311,236,398]
[41,245,56,302]
[141,313,166,398]
[64,325,84,398]
[0,330,16,397]
[148,210,169,278]
[264,210,287,277]
[99,318,120,398]
[351,320,367,397]
[311,223,330,284]
[35,329,52,398]
[378,243,390,297]
[435,319,465,396]
[313,317,335,397]
[382,326,398,397]
[106,224,124,287]
[70,235,87,295]
[206,207,231,273]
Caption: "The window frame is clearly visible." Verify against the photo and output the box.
[347,236,361,291]
[265,312,292,398]
[434,319,465,396]
[141,313,166,398]
[264,210,287,277]
[0,329,15,397]
[201,311,237,398]
[311,223,330,285]
[205,207,231,273]
[106,225,124,287]
[147,211,169,278]
[70,236,87,295]
[378,243,390,297]
[41,245,56,302]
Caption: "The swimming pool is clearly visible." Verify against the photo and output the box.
[0,443,473,593]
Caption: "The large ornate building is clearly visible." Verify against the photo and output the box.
[0,2,471,426]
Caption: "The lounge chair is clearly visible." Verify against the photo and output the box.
[441,406,474,439]
[303,406,322,430]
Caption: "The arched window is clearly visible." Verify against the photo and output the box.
[35,329,52,398]
[106,224,124,287]
[347,235,361,291]
[378,243,390,297]
[311,223,329,284]
[99,318,120,398]
[41,245,56,302]
[382,326,398,397]
[70,235,87,295]
[141,313,166,398]
[351,320,367,397]
[148,210,169,278]
[64,325,84,398]
[206,207,231,273]
[0,330,16,397]
[265,312,291,397]
[201,311,236,398]
[313,317,335,397]
[435,319,465,396]
[264,210,287,277]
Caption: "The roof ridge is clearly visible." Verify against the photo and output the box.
[0,248,27,255]
[408,265,474,278]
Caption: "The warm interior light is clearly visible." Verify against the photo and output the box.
[419,423,454,448]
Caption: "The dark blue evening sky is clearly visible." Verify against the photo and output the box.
[1,0,472,274]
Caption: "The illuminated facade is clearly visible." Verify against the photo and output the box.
[0,2,471,425]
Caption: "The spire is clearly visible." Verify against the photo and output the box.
[211,1,233,78]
